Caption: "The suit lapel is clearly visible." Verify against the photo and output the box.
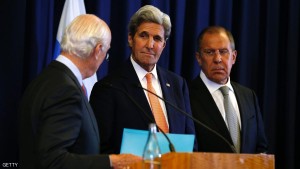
[231,83,254,121]
[156,67,173,128]
[194,77,232,142]
[81,92,100,141]
[231,82,255,147]
[118,60,155,124]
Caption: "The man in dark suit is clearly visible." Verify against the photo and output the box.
[90,5,197,154]
[19,14,140,169]
[189,26,268,153]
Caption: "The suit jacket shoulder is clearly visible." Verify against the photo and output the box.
[19,61,111,169]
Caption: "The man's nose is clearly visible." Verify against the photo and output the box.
[213,51,222,63]
[146,38,154,48]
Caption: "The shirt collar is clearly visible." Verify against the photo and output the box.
[200,70,234,93]
[130,55,158,80]
[56,55,83,85]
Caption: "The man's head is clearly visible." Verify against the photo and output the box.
[61,14,111,79]
[196,26,237,84]
[128,5,171,72]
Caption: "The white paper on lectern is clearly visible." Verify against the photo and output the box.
[120,128,195,157]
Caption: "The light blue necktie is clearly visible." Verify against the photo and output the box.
[219,86,240,153]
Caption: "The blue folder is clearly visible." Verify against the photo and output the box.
[120,128,195,157]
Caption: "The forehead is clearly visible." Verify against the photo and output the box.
[136,22,165,37]
[201,32,230,48]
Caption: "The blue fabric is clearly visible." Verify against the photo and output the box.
[53,40,61,60]
[120,128,194,156]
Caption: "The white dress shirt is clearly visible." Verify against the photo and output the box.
[200,71,241,128]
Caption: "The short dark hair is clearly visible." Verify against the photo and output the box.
[197,26,235,52]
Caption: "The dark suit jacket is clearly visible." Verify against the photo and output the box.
[19,61,110,169]
[90,59,197,154]
[189,76,268,153]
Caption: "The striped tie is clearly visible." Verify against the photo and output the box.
[145,73,169,133]
[219,86,240,153]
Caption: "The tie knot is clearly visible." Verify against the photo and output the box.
[219,86,229,96]
[146,73,152,83]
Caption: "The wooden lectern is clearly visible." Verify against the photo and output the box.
[129,152,275,169]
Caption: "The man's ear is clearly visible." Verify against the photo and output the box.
[98,43,104,52]
[162,41,166,48]
[94,43,102,60]
[195,51,202,66]
[232,50,237,64]
[128,34,133,47]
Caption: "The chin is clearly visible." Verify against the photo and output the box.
[211,76,227,83]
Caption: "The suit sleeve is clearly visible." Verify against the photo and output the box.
[37,85,110,169]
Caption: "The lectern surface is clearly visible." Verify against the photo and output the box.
[128,152,275,169]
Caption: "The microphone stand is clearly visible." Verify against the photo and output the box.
[137,85,237,153]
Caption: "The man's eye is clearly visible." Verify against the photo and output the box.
[138,32,148,38]
[139,34,146,38]
[154,36,163,42]
[219,49,229,55]
[203,50,215,55]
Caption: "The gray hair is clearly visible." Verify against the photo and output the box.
[197,26,235,52]
[128,5,171,40]
[61,14,111,59]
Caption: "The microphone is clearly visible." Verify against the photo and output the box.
[100,82,176,152]
[136,84,237,153]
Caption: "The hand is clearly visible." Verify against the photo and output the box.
[109,154,142,169]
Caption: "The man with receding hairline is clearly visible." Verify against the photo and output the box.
[189,26,268,153]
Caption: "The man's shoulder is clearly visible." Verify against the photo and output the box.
[231,81,255,94]
[188,76,204,88]
[157,66,183,79]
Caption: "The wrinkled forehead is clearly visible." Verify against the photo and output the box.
[135,22,165,37]
[201,32,231,49]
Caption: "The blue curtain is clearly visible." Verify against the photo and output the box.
[1,0,299,168]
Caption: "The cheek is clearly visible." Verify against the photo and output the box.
[132,41,144,51]
[97,53,106,64]
[154,44,165,53]
[199,58,211,67]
